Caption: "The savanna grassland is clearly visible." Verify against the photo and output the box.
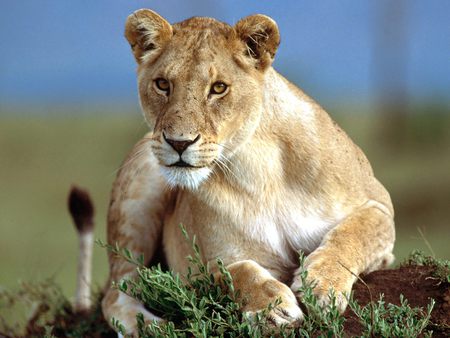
[0,108,449,330]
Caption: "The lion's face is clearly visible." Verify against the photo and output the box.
[125,11,280,189]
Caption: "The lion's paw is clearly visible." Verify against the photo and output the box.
[245,301,303,328]
[290,254,354,313]
[243,278,304,327]
[223,260,304,328]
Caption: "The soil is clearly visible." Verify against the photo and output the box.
[344,265,450,337]
[3,264,448,337]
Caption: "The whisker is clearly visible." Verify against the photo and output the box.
[209,159,222,181]
[212,159,229,181]
[217,143,235,153]
[214,157,239,183]
[218,153,238,172]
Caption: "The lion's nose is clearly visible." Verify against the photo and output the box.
[163,133,201,155]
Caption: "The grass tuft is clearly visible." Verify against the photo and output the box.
[101,229,437,338]
[405,250,450,283]
[100,228,276,338]
[1,236,443,337]
[0,279,112,338]
[349,294,434,338]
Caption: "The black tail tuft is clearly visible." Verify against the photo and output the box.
[68,185,95,233]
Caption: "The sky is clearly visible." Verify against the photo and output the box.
[0,0,449,112]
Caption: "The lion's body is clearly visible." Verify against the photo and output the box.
[102,10,395,335]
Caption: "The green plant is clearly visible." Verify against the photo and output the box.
[100,227,280,338]
[348,294,434,338]
[1,245,442,337]
[103,233,441,338]
[405,250,450,283]
[0,279,113,338]
[293,253,345,337]
[0,278,69,337]
[43,326,57,338]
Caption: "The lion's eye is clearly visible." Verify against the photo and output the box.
[210,82,228,95]
[155,78,170,93]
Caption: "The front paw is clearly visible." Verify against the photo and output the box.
[290,253,356,312]
[244,278,304,327]
[223,260,303,328]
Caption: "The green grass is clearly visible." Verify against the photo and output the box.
[0,277,111,338]
[405,250,450,283]
[2,241,440,338]
[0,110,449,317]
[348,294,434,338]
[74,246,447,337]
[0,113,147,297]
[103,232,278,338]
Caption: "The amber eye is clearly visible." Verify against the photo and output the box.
[210,82,228,95]
[155,78,170,93]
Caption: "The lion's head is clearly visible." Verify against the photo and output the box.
[125,9,280,189]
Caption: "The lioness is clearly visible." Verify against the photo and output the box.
[102,9,395,336]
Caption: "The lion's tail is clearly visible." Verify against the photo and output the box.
[68,185,95,313]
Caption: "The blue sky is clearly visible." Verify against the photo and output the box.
[0,0,449,111]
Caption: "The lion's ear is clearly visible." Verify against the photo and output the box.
[125,9,173,64]
[234,14,280,71]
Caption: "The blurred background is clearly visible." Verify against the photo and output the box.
[1,0,449,316]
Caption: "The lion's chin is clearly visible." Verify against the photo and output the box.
[160,166,212,190]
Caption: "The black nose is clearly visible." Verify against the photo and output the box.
[163,133,200,155]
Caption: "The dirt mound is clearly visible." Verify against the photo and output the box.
[344,265,450,337]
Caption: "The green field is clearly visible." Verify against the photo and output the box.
[0,110,449,305]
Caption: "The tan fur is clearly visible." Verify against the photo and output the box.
[102,9,395,335]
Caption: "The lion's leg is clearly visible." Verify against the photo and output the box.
[290,204,395,311]
[102,137,172,336]
[216,260,303,327]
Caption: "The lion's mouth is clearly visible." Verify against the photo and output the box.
[169,160,193,168]
[167,160,205,169]
[160,160,212,189]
